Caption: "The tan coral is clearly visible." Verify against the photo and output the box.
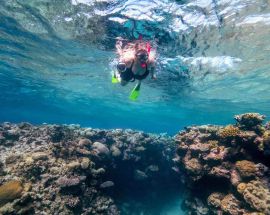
[230,169,242,186]
[241,180,270,214]
[234,113,265,129]
[0,180,23,206]
[220,194,246,215]
[218,125,240,139]
[243,212,265,215]
[237,183,247,194]
[207,140,219,149]
[243,212,267,215]
[184,158,202,175]
[235,160,257,178]
[262,130,270,151]
[189,142,211,153]
[207,192,225,208]
[203,146,228,161]
[209,166,230,179]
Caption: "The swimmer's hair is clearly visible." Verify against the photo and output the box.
[116,39,156,62]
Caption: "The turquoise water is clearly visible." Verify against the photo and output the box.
[1,1,270,134]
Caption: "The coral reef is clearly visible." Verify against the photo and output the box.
[262,130,270,154]
[218,125,240,139]
[0,180,23,206]
[0,122,177,214]
[235,113,265,130]
[241,180,270,214]
[174,113,270,215]
[220,194,246,214]
[235,160,257,178]
[1,112,270,215]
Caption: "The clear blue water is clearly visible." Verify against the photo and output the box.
[1,0,270,135]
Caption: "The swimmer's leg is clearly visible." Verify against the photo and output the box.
[129,81,141,100]
[120,80,128,86]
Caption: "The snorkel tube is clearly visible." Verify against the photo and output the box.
[140,42,151,68]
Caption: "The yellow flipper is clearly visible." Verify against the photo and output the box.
[112,73,120,84]
[129,82,141,100]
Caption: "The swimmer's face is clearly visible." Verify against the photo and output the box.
[135,50,149,63]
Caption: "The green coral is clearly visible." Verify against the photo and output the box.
[0,180,23,206]
[235,160,257,178]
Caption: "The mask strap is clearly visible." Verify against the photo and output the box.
[146,42,151,54]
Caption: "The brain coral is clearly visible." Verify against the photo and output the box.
[0,180,23,206]
[235,160,257,178]
[242,180,270,214]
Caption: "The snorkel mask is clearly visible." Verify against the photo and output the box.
[136,50,149,68]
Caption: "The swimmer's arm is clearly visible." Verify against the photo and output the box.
[115,39,123,55]
[149,62,157,79]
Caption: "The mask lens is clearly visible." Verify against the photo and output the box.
[137,52,148,61]
[117,62,126,72]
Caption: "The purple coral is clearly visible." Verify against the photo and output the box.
[57,176,81,188]
[57,176,85,195]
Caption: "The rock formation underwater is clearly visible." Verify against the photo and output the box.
[0,113,269,215]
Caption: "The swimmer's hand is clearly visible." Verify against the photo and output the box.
[117,62,126,72]
[151,73,157,80]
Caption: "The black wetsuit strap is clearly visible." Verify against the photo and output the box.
[129,60,135,82]
[130,60,134,69]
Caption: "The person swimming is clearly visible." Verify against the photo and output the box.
[115,39,156,86]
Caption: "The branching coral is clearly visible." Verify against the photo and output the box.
[235,160,257,178]
[220,194,246,214]
[65,196,80,209]
[235,113,265,130]
[218,125,240,139]
[207,140,219,149]
[207,192,225,208]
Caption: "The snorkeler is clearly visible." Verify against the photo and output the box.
[114,39,156,86]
